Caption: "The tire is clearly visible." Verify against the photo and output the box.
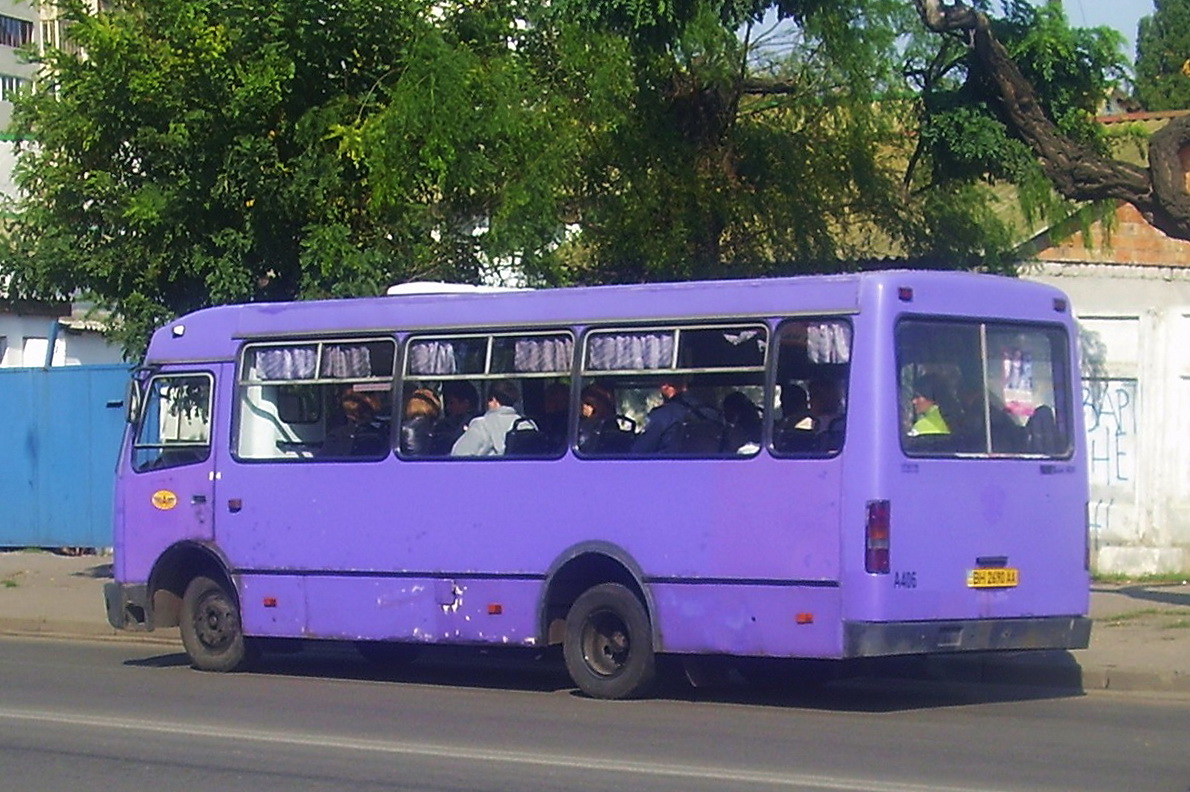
[563,583,656,699]
[180,575,254,672]
[354,640,421,668]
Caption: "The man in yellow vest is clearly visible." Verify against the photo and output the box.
[909,374,951,436]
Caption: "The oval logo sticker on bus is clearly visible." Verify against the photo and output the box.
[152,490,179,511]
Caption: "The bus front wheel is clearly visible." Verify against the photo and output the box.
[180,575,254,672]
[563,583,656,699]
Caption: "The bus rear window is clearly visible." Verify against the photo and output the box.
[897,320,1072,457]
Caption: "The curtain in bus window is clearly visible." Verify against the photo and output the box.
[511,336,573,373]
[408,340,457,375]
[587,332,674,370]
[807,323,850,364]
[252,346,317,380]
[321,344,373,378]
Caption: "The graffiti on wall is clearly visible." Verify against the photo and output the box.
[1083,379,1137,548]
[1083,379,1136,488]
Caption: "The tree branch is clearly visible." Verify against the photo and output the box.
[911,0,1190,242]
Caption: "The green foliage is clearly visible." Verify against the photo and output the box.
[908,1,1126,232]
[1136,0,1190,110]
[6,0,497,352]
[0,0,1131,356]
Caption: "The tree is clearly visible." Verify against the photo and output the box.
[913,0,1190,244]
[528,0,1029,279]
[1136,0,1190,111]
[5,0,562,352]
[3,0,1159,356]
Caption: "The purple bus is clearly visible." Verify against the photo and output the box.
[104,271,1091,699]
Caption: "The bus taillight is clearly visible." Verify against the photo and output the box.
[865,500,890,574]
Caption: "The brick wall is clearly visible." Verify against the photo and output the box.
[1035,203,1190,268]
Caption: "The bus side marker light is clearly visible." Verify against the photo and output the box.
[1053,297,1067,312]
[796,613,814,625]
[263,597,277,608]
[488,604,503,615]
[897,287,913,302]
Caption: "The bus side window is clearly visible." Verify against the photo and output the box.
[236,339,395,462]
[401,332,574,459]
[580,324,767,458]
[770,319,851,456]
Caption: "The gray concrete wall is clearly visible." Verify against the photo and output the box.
[1024,262,1190,575]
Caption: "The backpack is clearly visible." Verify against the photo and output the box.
[662,397,726,454]
[504,417,551,456]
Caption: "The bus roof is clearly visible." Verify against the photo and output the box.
[143,271,1072,365]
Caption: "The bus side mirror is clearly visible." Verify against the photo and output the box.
[125,379,144,424]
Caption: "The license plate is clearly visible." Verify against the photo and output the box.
[967,567,1019,588]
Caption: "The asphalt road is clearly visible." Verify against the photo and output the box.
[2,637,1189,792]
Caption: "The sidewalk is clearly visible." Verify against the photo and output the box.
[2,549,1188,693]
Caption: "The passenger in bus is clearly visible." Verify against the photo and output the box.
[908,374,952,436]
[1025,405,1061,454]
[537,382,571,450]
[451,379,531,456]
[722,391,762,453]
[808,378,843,431]
[400,388,441,456]
[319,391,388,458]
[577,384,617,453]
[632,376,720,454]
[807,378,847,452]
[772,383,814,452]
[429,380,479,455]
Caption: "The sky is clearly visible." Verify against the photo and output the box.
[1061,0,1154,61]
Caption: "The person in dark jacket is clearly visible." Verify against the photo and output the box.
[577,383,617,453]
[400,388,441,456]
[320,391,387,458]
[428,380,479,455]
[722,390,762,453]
[632,376,717,454]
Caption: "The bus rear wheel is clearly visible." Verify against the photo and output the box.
[563,583,656,699]
[180,575,254,672]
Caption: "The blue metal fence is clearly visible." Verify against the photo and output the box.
[0,364,130,548]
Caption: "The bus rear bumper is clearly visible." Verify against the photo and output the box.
[104,581,151,631]
[843,616,1092,658]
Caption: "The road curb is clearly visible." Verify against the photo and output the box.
[0,619,182,646]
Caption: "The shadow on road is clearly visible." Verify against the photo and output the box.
[1094,583,1190,610]
[121,642,1083,714]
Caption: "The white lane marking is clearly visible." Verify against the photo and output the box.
[0,706,1015,792]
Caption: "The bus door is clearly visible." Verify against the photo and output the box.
[122,368,219,572]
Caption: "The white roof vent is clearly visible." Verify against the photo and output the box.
[385,281,529,296]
